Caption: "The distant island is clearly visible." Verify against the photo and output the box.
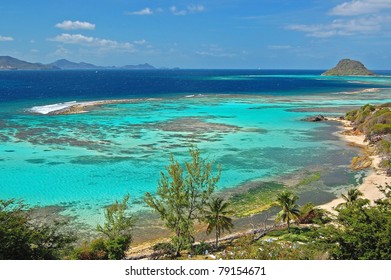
[0,56,58,70]
[322,59,375,76]
[0,56,157,70]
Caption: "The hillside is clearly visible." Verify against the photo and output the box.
[322,59,374,76]
[50,59,99,70]
[0,56,58,70]
[0,56,157,70]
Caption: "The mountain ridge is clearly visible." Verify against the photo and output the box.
[0,56,157,70]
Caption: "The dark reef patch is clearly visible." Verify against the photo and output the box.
[25,158,46,164]
[70,155,133,165]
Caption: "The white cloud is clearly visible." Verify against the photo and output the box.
[55,20,96,30]
[49,33,135,51]
[0,35,14,41]
[127,8,153,15]
[170,6,187,16]
[170,4,205,16]
[330,0,391,16]
[287,15,391,37]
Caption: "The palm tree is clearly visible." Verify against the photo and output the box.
[275,191,300,232]
[336,188,363,210]
[204,197,234,248]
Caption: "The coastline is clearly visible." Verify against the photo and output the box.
[319,117,388,213]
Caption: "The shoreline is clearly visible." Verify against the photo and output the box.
[319,117,388,213]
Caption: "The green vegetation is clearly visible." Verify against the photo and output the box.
[327,197,391,259]
[275,191,300,232]
[144,146,221,256]
[346,104,391,140]
[73,194,135,260]
[321,59,374,76]
[336,188,363,210]
[217,184,391,260]
[204,197,234,247]
[0,199,74,260]
[346,103,391,170]
[298,202,330,224]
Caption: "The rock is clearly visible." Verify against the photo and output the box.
[303,115,327,122]
[322,59,375,76]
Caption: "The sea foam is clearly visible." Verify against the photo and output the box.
[29,101,78,114]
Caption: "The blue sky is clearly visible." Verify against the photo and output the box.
[1,0,391,69]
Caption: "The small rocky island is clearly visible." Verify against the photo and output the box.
[322,59,375,76]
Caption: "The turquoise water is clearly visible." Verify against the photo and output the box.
[1,70,391,226]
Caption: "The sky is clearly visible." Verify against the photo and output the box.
[1,0,391,69]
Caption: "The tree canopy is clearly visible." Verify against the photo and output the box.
[0,199,74,260]
[144,146,220,255]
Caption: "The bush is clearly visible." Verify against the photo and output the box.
[0,199,75,260]
[72,238,108,260]
[192,242,212,255]
[370,123,391,135]
[152,242,176,256]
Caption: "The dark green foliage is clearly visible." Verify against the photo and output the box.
[152,242,176,256]
[105,236,132,260]
[144,146,220,256]
[73,195,134,260]
[275,191,300,232]
[327,199,391,259]
[0,199,75,260]
[204,197,234,247]
[298,203,330,224]
[336,188,363,210]
[375,183,391,210]
[192,241,212,255]
[95,194,135,260]
[72,238,108,260]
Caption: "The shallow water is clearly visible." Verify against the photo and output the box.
[1,70,391,226]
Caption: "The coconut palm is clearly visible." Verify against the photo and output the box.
[275,191,300,232]
[336,188,363,210]
[204,197,234,248]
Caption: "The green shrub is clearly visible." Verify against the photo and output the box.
[0,199,75,260]
[152,242,176,255]
[192,241,212,255]
[72,238,108,260]
[370,123,391,135]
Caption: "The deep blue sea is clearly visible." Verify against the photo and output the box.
[1,69,391,102]
[1,69,391,226]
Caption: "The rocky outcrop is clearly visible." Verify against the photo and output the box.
[303,115,327,122]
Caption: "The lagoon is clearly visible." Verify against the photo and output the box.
[1,70,391,226]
